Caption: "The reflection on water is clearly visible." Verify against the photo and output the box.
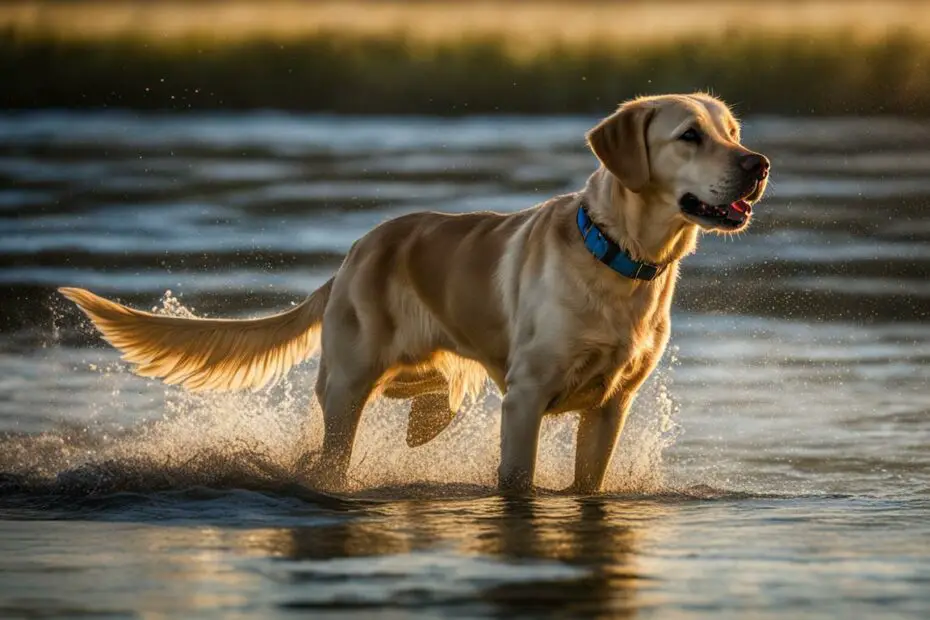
[1,112,929,618]
[2,494,928,618]
[0,496,647,617]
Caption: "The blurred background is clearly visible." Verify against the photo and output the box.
[3,0,930,115]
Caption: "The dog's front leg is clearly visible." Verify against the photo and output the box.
[498,384,549,494]
[570,394,628,494]
[570,360,655,493]
[498,356,561,494]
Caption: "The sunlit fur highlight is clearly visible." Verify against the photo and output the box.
[58,93,769,494]
[59,281,332,392]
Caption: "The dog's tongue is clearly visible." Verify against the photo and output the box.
[726,199,751,221]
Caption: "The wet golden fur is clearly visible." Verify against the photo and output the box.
[61,93,769,493]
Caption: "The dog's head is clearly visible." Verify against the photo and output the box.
[587,93,769,233]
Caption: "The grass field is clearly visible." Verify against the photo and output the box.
[4,0,930,115]
[6,1,930,45]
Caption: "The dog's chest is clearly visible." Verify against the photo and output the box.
[548,281,670,413]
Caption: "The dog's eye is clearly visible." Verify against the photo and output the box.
[679,128,702,144]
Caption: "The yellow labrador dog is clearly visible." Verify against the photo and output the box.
[60,93,769,494]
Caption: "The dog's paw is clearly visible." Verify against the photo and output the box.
[295,450,345,493]
[497,470,537,497]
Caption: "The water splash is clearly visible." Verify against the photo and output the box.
[2,294,685,501]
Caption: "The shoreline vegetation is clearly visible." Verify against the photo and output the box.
[4,0,930,115]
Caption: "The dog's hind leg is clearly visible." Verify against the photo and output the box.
[406,392,455,448]
[383,369,455,448]
[312,348,383,491]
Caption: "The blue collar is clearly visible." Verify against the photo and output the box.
[576,204,666,281]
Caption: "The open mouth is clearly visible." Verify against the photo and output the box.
[679,193,753,230]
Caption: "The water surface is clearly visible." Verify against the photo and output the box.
[1,112,928,618]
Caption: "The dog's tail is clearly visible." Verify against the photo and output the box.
[58,278,334,392]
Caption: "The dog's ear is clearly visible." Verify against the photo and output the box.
[586,103,656,193]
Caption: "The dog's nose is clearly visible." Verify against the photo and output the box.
[739,153,771,180]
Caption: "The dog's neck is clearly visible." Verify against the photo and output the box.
[582,167,699,266]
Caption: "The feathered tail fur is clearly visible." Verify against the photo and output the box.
[59,279,333,392]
